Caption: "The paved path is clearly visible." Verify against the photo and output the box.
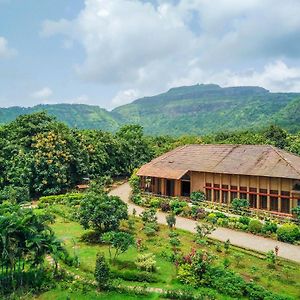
[110,183,300,263]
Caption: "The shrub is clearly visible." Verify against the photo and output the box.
[177,263,197,286]
[94,252,110,290]
[150,198,161,208]
[0,185,30,204]
[166,213,176,228]
[170,200,188,215]
[39,192,84,206]
[191,206,207,219]
[131,193,142,205]
[239,216,250,225]
[135,253,157,272]
[207,213,217,224]
[190,191,206,204]
[248,219,263,234]
[262,221,278,234]
[277,223,300,243]
[231,198,249,211]
[80,231,101,244]
[160,199,171,212]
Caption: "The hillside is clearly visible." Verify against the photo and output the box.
[0,104,119,131]
[113,84,300,135]
[1,84,300,135]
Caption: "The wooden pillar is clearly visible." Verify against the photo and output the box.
[220,174,222,204]
[267,177,271,211]
[237,175,240,198]
[228,174,232,205]
[247,176,250,201]
[278,178,282,212]
[256,176,260,209]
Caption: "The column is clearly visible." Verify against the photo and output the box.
[256,176,260,209]
[267,177,271,211]
[278,178,282,212]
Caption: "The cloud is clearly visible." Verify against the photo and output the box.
[31,87,53,99]
[112,89,140,106]
[0,37,17,59]
[41,0,300,106]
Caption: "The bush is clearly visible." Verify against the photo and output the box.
[248,219,263,234]
[150,198,161,208]
[262,221,278,234]
[190,191,206,204]
[191,206,207,219]
[0,185,30,204]
[135,253,157,272]
[94,252,110,290]
[170,199,188,215]
[239,216,250,225]
[206,213,217,224]
[160,199,171,212]
[277,223,300,243]
[231,198,249,211]
[80,231,101,244]
[39,193,84,206]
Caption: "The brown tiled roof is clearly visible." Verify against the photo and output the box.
[137,144,300,180]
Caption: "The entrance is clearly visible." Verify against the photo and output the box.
[181,181,190,197]
[166,179,175,197]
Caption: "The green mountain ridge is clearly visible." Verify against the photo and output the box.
[1,84,300,135]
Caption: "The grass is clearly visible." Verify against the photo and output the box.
[41,204,300,299]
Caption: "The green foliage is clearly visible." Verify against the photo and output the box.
[276,223,300,243]
[169,199,188,215]
[78,191,128,233]
[102,231,134,261]
[94,252,110,290]
[39,192,84,206]
[190,191,206,203]
[166,213,176,229]
[129,170,141,195]
[0,185,30,203]
[135,253,157,272]
[231,198,249,211]
[111,269,159,283]
[195,222,216,240]
[248,219,263,234]
[0,201,65,293]
[291,206,300,220]
[265,250,276,268]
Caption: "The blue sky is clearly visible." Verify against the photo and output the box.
[1,0,300,109]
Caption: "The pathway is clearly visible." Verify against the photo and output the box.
[110,182,300,264]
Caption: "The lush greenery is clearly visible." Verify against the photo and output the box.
[2,84,300,135]
[32,197,300,300]
[0,112,153,197]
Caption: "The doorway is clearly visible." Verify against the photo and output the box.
[166,179,175,197]
[181,181,190,197]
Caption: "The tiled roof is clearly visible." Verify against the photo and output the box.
[137,144,300,180]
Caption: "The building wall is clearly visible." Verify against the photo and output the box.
[140,172,299,214]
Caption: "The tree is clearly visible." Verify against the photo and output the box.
[79,191,128,233]
[291,206,300,220]
[166,213,176,229]
[263,125,288,149]
[102,231,134,261]
[95,252,110,290]
[195,222,216,241]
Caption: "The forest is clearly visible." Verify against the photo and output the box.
[1,112,300,299]
[0,111,299,199]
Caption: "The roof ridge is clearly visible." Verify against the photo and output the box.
[270,145,300,178]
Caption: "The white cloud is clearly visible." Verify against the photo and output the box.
[0,37,17,59]
[42,0,300,106]
[31,87,53,99]
[112,89,140,106]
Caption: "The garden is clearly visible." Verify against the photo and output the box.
[6,182,297,299]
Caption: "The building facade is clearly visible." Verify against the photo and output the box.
[137,145,300,215]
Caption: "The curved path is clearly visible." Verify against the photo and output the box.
[110,183,300,263]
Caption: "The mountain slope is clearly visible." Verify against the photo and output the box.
[1,84,300,135]
[113,84,300,135]
[0,104,119,131]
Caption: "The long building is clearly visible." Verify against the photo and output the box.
[137,144,300,215]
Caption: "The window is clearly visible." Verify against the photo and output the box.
[270,196,278,211]
[222,191,228,204]
[259,189,267,209]
[281,192,290,213]
[240,186,247,199]
[249,188,257,208]
[214,189,220,202]
[206,189,212,201]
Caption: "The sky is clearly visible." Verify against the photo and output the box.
[1,0,300,109]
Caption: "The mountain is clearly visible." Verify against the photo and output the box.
[1,84,300,135]
[112,84,300,135]
[0,104,119,131]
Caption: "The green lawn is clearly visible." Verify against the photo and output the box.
[42,204,300,299]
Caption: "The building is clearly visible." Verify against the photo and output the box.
[137,144,300,215]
